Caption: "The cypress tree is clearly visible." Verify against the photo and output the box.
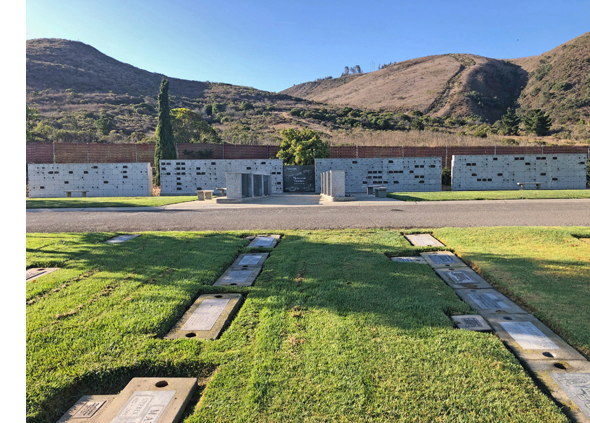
[500,107,520,135]
[154,78,176,186]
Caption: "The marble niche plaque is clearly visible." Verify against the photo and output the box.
[434,267,492,289]
[404,234,445,247]
[390,256,428,264]
[165,294,243,340]
[105,234,140,244]
[451,315,492,331]
[56,395,116,423]
[420,251,468,268]
[230,253,269,269]
[486,314,587,361]
[454,289,527,316]
[26,267,59,281]
[247,235,281,248]
[214,267,261,286]
[93,378,197,423]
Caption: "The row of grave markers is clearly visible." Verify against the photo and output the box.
[50,233,282,423]
[395,233,590,423]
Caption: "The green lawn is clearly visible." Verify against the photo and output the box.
[26,196,199,209]
[388,189,590,202]
[26,229,579,423]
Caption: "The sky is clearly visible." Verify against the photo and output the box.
[25,0,590,93]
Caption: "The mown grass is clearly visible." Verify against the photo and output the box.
[433,226,590,358]
[26,230,571,423]
[388,189,590,202]
[26,196,199,209]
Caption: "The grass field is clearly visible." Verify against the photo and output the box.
[388,189,590,202]
[26,229,589,423]
[26,196,199,209]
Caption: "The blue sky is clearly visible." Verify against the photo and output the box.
[26,0,589,92]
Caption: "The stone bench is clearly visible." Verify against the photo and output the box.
[517,182,543,190]
[197,190,214,200]
[64,190,88,197]
[216,187,227,196]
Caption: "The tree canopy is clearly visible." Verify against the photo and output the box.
[524,109,551,136]
[276,128,330,165]
[170,108,220,143]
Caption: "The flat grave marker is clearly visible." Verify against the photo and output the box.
[105,234,140,244]
[434,267,492,289]
[57,395,116,423]
[230,253,269,269]
[451,315,492,331]
[26,267,59,282]
[524,360,590,423]
[454,289,527,316]
[247,235,281,248]
[94,378,197,423]
[486,314,587,361]
[165,294,243,340]
[420,251,467,268]
[214,267,261,286]
[390,256,428,264]
[404,234,445,247]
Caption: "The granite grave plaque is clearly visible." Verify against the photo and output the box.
[230,253,269,269]
[434,267,492,289]
[499,321,560,350]
[390,257,428,264]
[454,289,527,316]
[404,234,445,247]
[487,314,587,361]
[550,373,590,419]
[214,267,261,286]
[26,267,59,281]
[248,235,280,248]
[165,294,243,340]
[183,298,230,331]
[451,315,492,331]
[106,234,140,244]
[57,395,116,423]
[93,378,197,423]
[420,251,467,268]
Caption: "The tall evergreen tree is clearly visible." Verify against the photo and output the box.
[154,78,176,186]
[500,107,520,135]
[524,109,551,136]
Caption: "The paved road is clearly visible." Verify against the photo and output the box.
[26,197,590,232]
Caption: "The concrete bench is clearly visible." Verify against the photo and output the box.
[197,190,214,200]
[216,187,227,196]
[65,190,88,197]
[517,182,543,190]
[374,187,387,198]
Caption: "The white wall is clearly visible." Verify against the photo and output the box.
[28,163,153,198]
[451,154,587,190]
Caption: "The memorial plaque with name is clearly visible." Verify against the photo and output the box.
[239,254,263,266]
[455,289,527,316]
[26,267,59,281]
[111,390,175,423]
[499,321,560,350]
[550,373,590,419]
[106,234,140,244]
[451,315,492,331]
[434,267,492,289]
[467,292,509,309]
[182,298,230,331]
[248,235,280,248]
[57,395,116,423]
[420,252,467,268]
[94,378,197,423]
[165,294,244,340]
[390,257,428,264]
[404,234,445,247]
[214,267,261,286]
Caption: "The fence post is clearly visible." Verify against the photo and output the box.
[267,145,269,159]
[87,143,90,163]
[135,143,138,163]
[356,145,358,158]
[445,145,448,168]
[223,143,225,159]
[175,143,179,159]
[52,142,56,164]
[402,145,404,158]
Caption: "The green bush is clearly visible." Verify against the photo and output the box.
[442,167,451,186]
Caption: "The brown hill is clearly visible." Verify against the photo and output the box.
[282,53,526,123]
[511,32,590,126]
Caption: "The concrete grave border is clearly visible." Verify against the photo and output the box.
[451,315,492,332]
[404,233,445,247]
[26,267,59,281]
[165,293,244,340]
[57,395,117,423]
[229,253,270,269]
[419,251,468,268]
[434,267,492,289]
[247,234,281,248]
[214,267,262,287]
[453,288,528,317]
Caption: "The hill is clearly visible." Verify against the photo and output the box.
[26,36,590,147]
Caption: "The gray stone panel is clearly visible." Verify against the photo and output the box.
[420,251,467,268]
[434,267,492,289]
[454,288,527,316]
[214,267,262,286]
[404,234,444,246]
[230,253,269,269]
[57,395,117,423]
[451,315,492,331]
